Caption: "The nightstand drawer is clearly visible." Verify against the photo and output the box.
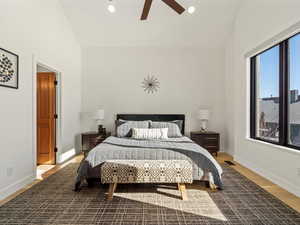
[82,135,98,151]
[190,131,220,156]
[203,145,218,151]
[203,136,219,146]
[90,136,103,144]
[82,132,111,156]
[190,135,203,145]
[203,135,218,141]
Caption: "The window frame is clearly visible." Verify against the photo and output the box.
[250,32,300,151]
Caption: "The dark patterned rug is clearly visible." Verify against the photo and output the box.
[0,163,299,225]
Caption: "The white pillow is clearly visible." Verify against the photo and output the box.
[132,128,168,140]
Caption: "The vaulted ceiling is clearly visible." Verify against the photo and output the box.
[60,0,241,47]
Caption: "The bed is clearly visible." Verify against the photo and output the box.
[74,114,223,191]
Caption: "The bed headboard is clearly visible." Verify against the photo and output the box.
[116,114,185,135]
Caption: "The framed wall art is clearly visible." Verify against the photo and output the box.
[0,47,19,89]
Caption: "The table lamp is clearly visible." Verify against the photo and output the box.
[94,109,105,134]
[198,109,210,132]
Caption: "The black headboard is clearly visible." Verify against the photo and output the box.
[116,114,185,135]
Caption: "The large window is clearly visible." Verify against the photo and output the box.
[254,46,280,142]
[250,33,300,150]
[288,34,300,147]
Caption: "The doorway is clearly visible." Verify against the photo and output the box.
[36,66,57,166]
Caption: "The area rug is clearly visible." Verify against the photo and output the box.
[0,163,299,225]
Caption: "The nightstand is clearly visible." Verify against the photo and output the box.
[81,131,111,157]
[190,131,220,156]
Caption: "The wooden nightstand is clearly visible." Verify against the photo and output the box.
[190,131,220,156]
[82,131,111,157]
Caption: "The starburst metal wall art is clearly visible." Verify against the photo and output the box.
[142,75,160,94]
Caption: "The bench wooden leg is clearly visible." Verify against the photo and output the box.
[178,183,188,201]
[209,182,217,190]
[107,183,117,201]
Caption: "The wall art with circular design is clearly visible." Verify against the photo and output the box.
[142,75,160,94]
[0,47,19,89]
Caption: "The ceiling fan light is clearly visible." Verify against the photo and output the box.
[108,4,116,13]
[188,6,196,14]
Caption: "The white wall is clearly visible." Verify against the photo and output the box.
[82,46,226,146]
[226,0,300,197]
[224,34,236,157]
[0,0,82,200]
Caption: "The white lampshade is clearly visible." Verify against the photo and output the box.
[107,4,116,13]
[94,109,105,120]
[198,109,210,120]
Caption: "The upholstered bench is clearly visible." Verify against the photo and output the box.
[101,160,193,200]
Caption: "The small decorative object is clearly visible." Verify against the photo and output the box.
[0,47,18,89]
[198,109,210,132]
[94,109,106,135]
[142,75,160,94]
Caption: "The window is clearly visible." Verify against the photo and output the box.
[250,33,300,151]
[254,46,280,142]
[288,35,300,147]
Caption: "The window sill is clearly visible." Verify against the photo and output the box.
[245,137,300,156]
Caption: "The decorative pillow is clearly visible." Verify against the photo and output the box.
[169,120,183,132]
[150,121,183,137]
[115,120,150,137]
[132,128,168,140]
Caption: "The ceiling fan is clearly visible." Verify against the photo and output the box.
[141,0,185,20]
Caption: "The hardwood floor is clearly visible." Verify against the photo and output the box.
[1,153,300,213]
[0,156,82,207]
[216,153,300,213]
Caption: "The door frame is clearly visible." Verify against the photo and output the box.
[32,55,62,176]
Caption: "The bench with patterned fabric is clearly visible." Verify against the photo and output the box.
[101,160,193,200]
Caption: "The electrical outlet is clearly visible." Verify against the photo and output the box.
[6,167,13,177]
[297,168,300,177]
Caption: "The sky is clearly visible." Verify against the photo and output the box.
[259,33,300,98]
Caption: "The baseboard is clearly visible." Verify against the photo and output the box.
[219,149,234,156]
[57,148,77,164]
[0,174,35,201]
[235,155,300,197]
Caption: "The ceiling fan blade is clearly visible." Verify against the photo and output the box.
[141,0,153,20]
[161,0,185,14]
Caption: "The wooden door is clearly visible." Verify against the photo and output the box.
[37,72,56,165]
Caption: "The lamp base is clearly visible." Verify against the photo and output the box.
[200,120,208,132]
[98,125,106,135]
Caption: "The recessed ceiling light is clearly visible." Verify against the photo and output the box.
[108,4,116,13]
[188,6,196,14]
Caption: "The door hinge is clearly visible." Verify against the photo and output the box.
[54,80,58,85]
[54,114,58,119]
[54,147,58,153]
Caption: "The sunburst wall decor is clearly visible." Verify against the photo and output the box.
[142,75,160,94]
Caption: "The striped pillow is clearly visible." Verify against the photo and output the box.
[132,128,168,140]
[115,120,150,137]
[150,121,182,137]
